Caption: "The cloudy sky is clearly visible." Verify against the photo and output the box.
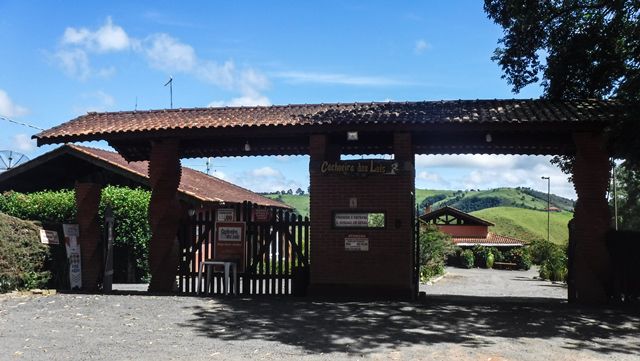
[0,1,576,198]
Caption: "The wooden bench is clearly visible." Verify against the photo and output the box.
[493,262,518,270]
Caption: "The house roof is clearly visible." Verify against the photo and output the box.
[34,99,621,142]
[419,206,495,226]
[452,232,528,247]
[0,144,290,208]
[32,99,628,160]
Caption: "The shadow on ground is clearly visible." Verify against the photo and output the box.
[180,295,640,356]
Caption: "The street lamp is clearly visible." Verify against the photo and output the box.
[541,176,550,243]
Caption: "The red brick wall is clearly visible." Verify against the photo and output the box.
[438,225,488,238]
[148,139,183,292]
[75,182,102,291]
[308,133,415,298]
[571,132,611,304]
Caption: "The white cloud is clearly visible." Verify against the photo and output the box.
[273,71,407,86]
[11,133,35,152]
[54,18,270,107]
[414,39,430,54]
[143,33,197,72]
[415,154,577,199]
[53,17,131,80]
[251,166,281,178]
[0,89,28,117]
[62,17,131,52]
[228,166,303,193]
[73,90,116,114]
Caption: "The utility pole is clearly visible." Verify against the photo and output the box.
[164,77,173,109]
[613,161,618,230]
[541,176,550,243]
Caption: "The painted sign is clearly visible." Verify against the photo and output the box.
[319,160,399,176]
[254,208,271,222]
[63,224,82,289]
[345,234,369,251]
[334,213,369,228]
[39,229,60,245]
[216,208,235,222]
[215,222,246,272]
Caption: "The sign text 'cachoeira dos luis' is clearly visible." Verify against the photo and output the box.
[320,159,399,176]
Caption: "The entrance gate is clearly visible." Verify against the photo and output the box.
[178,201,310,296]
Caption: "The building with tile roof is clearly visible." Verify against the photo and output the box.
[419,206,526,248]
[0,144,290,209]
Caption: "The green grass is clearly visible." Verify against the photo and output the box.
[414,189,456,207]
[471,206,573,245]
[264,194,310,218]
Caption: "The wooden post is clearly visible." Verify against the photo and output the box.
[571,132,611,304]
[75,181,102,291]
[148,139,182,292]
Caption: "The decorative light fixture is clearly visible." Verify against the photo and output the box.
[347,131,359,141]
[244,141,251,152]
[485,133,493,143]
[187,209,196,217]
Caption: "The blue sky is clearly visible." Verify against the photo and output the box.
[0,1,577,198]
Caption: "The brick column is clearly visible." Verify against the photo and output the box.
[393,132,415,297]
[75,182,102,291]
[148,139,182,292]
[572,132,611,304]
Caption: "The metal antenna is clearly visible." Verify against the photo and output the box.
[135,96,138,111]
[164,76,173,109]
[206,157,212,175]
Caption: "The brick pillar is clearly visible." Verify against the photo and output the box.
[147,139,182,292]
[393,132,415,297]
[75,182,102,291]
[572,132,611,304]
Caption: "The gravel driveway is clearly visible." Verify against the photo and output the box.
[421,266,567,300]
[2,289,639,361]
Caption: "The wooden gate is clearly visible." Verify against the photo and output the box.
[177,201,310,296]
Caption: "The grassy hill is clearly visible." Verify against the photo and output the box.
[471,207,572,245]
[415,187,574,213]
[264,194,310,218]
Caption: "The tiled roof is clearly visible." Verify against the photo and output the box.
[420,206,495,226]
[452,232,527,247]
[67,145,290,208]
[35,99,622,143]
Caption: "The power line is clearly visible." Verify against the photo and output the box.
[0,114,44,131]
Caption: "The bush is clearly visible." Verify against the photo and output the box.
[0,187,152,281]
[486,252,495,269]
[529,239,563,265]
[460,249,475,269]
[0,213,51,292]
[539,247,568,282]
[419,224,456,281]
[471,245,502,268]
[505,247,532,270]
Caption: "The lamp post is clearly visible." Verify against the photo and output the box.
[541,176,550,243]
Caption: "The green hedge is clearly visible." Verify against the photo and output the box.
[0,212,51,292]
[0,186,152,281]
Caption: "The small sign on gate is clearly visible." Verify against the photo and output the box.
[215,222,246,272]
[254,208,271,222]
[216,208,235,222]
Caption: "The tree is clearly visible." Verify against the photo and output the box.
[615,163,640,230]
[485,0,640,226]
[295,187,305,195]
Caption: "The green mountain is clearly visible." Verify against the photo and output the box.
[415,187,574,213]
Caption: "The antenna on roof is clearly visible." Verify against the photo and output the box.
[164,76,173,109]
[135,96,138,111]
[0,150,29,172]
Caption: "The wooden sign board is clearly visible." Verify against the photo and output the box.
[215,222,246,272]
[254,208,271,222]
[334,213,369,228]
